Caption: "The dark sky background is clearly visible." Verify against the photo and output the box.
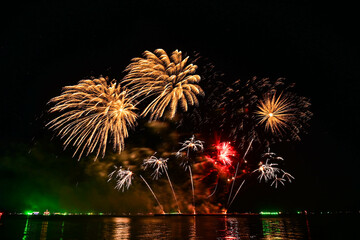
[1,0,359,213]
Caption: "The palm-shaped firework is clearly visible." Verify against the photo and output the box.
[252,148,294,188]
[47,77,138,160]
[108,166,134,192]
[123,49,205,120]
[108,165,164,213]
[143,154,168,180]
[176,135,205,214]
[176,135,204,158]
[226,148,294,212]
[143,153,181,213]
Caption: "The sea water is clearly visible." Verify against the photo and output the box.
[0,214,358,239]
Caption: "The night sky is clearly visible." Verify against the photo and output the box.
[1,1,359,213]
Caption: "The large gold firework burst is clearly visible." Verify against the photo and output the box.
[47,77,137,160]
[256,92,295,135]
[123,49,204,120]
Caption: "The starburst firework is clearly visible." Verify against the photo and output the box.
[213,77,312,148]
[47,77,137,160]
[123,49,204,120]
[256,92,295,135]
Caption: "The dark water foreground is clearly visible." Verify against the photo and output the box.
[0,214,358,239]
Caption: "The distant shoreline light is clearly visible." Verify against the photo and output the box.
[1,210,358,217]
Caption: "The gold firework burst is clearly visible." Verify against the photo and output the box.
[123,49,204,120]
[256,92,295,135]
[47,77,137,160]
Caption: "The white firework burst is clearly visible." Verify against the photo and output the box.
[108,166,134,192]
[253,148,295,188]
[143,153,169,180]
[176,135,204,158]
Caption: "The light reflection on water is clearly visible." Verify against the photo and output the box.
[0,215,358,239]
[102,217,131,240]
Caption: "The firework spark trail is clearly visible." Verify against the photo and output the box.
[227,138,254,207]
[282,171,295,183]
[123,49,204,120]
[164,168,181,213]
[143,154,181,213]
[226,165,238,208]
[47,77,137,160]
[227,179,245,211]
[139,175,165,214]
[188,166,196,214]
[207,176,219,198]
[271,175,286,188]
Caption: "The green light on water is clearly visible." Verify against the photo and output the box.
[60,221,65,240]
[260,211,279,215]
[24,211,33,216]
[22,216,30,240]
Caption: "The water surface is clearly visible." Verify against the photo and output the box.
[0,214,358,239]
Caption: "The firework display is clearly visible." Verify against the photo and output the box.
[47,49,312,214]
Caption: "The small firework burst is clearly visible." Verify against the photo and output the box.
[252,149,294,188]
[252,161,280,183]
[143,153,169,180]
[108,166,134,192]
[176,135,204,158]
[256,92,295,135]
